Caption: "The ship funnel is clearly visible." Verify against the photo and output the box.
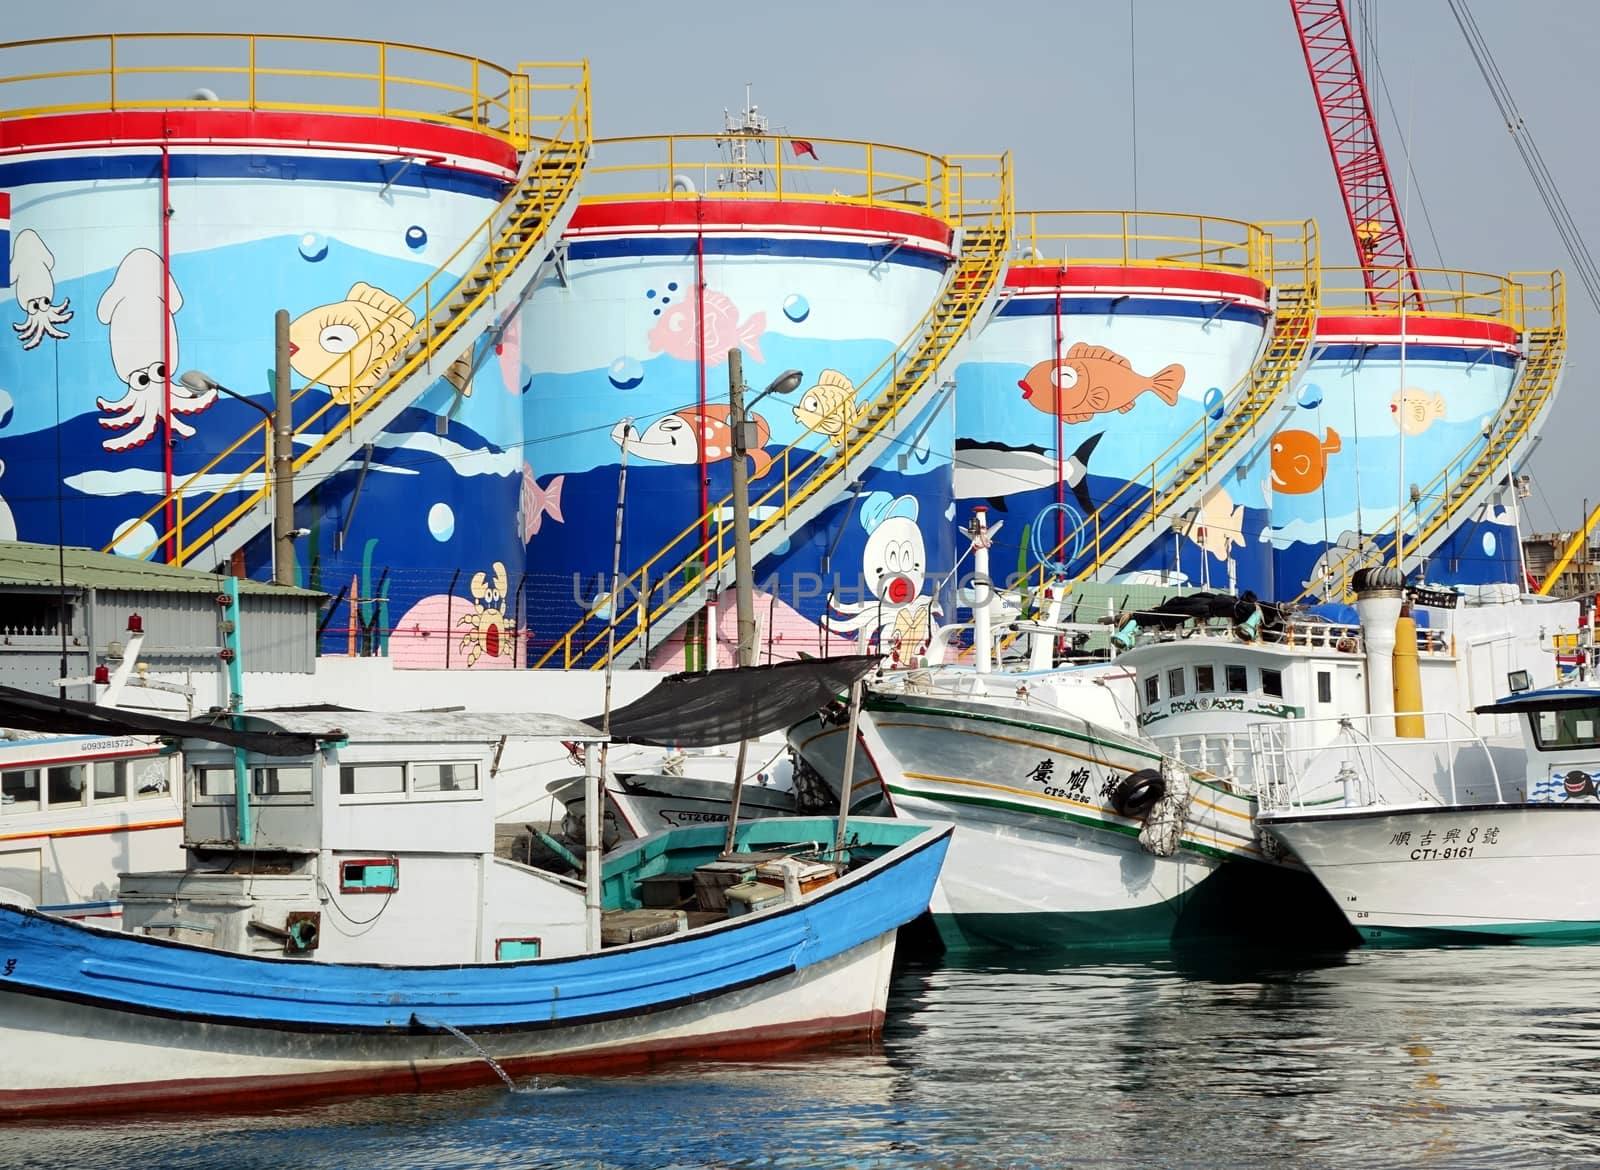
[1353,567,1405,724]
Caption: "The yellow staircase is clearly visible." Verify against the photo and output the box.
[535,154,1014,670]
[110,62,592,570]
[1292,269,1566,603]
[1010,220,1320,607]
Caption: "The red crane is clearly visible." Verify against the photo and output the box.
[1290,0,1425,309]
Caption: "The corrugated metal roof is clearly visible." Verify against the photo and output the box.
[0,542,321,598]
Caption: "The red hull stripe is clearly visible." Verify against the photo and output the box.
[0,1008,884,1118]
[0,111,517,178]
[1006,262,1269,304]
[570,199,954,252]
[0,818,181,845]
[1316,313,1520,350]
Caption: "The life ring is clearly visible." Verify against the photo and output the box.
[1110,768,1166,819]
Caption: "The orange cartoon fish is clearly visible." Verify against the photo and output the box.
[1018,343,1185,423]
[610,403,774,479]
[1270,426,1342,495]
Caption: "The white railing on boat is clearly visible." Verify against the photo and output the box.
[1126,617,1450,656]
[1249,710,1504,812]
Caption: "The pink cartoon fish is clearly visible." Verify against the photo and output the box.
[610,403,774,479]
[647,289,765,366]
[496,310,524,394]
[521,463,565,540]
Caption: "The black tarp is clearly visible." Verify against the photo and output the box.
[0,685,321,757]
[590,655,880,748]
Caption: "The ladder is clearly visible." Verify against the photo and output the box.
[534,154,1014,670]
[110,63,592,571]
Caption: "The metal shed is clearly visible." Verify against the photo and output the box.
[0,542,322,696]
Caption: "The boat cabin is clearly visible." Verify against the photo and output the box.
[1475,685,1600,804]
[119,710,604,966]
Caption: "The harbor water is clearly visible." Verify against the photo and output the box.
[6,940,1598,1169]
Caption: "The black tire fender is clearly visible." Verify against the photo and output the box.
[1110,768,1166,819]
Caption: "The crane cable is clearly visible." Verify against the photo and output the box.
[1448,0,1600,316]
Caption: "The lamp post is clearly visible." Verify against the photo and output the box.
[721,352,802,858]
[180,310,295,586]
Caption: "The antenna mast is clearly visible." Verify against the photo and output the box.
[717,83,768,192]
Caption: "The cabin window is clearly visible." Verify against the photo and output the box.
[413,762,480,793]
[1261,669,1284,698]
[254,766,313,796]
[340,763,406,795]
[46,765,86,807]
[1194,665,1215,693]
[1167,668,1186,697]
[496,937,542,961]
[1316,671,1333,704]
[134,759,170,799]
[1144,676,1160,705]
[1,768,40,813]
[94,760,130,802]
[1532,706,1600,751]
[339,857,399,894]
[1225,665,1249,694]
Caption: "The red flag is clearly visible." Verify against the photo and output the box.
[789,139,818,160]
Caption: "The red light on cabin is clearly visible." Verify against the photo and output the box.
[126,614,143,633]
[93,664,110,685]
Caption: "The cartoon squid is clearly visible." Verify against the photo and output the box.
[823,492,939,666]
[10,229,74,350]
[95,249,217,453]
[458,560,512,667]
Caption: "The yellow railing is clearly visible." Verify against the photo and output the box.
[109,62,591,565]
[1297,269,1567,603]
[1007,220,1320,604]
[578,133,963,223]
[1318,266,1518,325]
[0,33,529,145]
[534,153,1014,669]
[1011,210,1272,277]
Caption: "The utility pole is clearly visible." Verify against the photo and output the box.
[727,347,757,670]
[273,308,295,587]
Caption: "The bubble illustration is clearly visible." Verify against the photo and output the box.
[0,389,12,429]
[1203,386,1225,421]
[110,518,158,558]
[783,293,811,323]
[405,226,428,251]
[608,356,644,390]
[1298,382,1324,409]
[428,502,456,542]
[1482,531,1497,557]
[298,232,328,262]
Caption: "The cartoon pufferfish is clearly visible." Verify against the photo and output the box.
[287,282,417,404]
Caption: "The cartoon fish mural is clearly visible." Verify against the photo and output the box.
[1270,426,1342,495]
[793,369,868,447]
[647,288,765,366]
[953,432,1104,514]
[443,351,474,398]
[611,403,774,478]
[288,282,416,405]
[1391,387,1446,436]
[520,462,564,540]
[1018,343,1184,423]
[1562,770,1599,800]
[1175,484,1246,561]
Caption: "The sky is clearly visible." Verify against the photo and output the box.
[8,0,1598,537]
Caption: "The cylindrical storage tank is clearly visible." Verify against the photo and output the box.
[521,132,986,669]
[954,212,1278,594]
[0,37,581,667]
[1257,269,1525,601]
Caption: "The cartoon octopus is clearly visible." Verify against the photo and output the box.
[11,230,74,350]
[823,492,939,663]
[458,560,512,667]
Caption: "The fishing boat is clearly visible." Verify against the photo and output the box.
[1254,676,1600,945]
[0,657,950,1118]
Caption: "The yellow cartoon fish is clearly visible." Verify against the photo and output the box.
[1390,387,1445,436]
[794,369,868,447]
[1176,485,1245,561]
[288,282,417,405]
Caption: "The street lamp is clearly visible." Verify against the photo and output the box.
[179,310,296,586]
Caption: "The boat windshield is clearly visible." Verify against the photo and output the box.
[1531,705,1600,751]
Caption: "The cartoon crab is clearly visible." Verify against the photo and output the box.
[457,560,511,667]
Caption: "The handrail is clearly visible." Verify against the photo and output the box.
[1010,210,1271,277]
[1317,265,1518,325]
[108,61,592,564]
[0,33,528,146]
[577,133,964,225]
[1289,269,1565,604]
[1004,220,1320,607]
[533,153,1014,669]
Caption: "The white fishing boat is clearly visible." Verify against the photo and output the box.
[1254,676,1600,945]
[0,656,951,1118]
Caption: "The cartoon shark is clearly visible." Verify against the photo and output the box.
[953,432,1103,513]
[1301,529,1369,599]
